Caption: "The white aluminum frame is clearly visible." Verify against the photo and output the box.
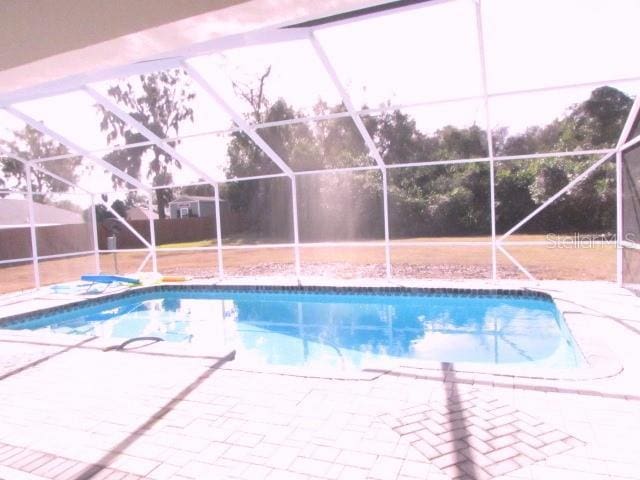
[1,0,639,289]
[617,96,640,285]
[24,165,40,287]
[474,0,497,281]
[213,183,224,278]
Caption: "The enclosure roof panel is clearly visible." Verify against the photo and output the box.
[0,0,375,100]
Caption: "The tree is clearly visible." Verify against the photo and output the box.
[369,109,430,165]
[0,125,81,202]
[226,74,384,242]
[224,76,632,240]
[224,69,306,241]
[97,69,195,218]
[493,87,632,234]
[82,198,128,223]
[369,108,492,237]
[179,184,215,197]
[563,86,633,149]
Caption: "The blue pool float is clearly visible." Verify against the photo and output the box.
[80,274,141,285]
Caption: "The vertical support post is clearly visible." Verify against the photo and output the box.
[616,150,623,285]
[489,160,497,281]
[291,176,301,280]
[613,95,640,286]
[24,164,40,289]
[90,194,100,273]
[214,183,225,279]
[148,195,157,273]
[474,0,497,282]
[382,169,392,280]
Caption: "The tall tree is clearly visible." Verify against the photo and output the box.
[226,76,384,242]
[563,86,634,149]
[225,79,632,240]
[178,183,215,198]
[97,69,195,218]
[495,86,632,156]
[223,69,312,241]
[83,199,128,223]
[494,86,632,234]
[0,125,81,202]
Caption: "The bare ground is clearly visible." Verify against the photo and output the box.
[0,239,616,294]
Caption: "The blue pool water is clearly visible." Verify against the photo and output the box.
[3,290,583,369]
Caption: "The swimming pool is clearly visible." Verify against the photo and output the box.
[0,287,583,369]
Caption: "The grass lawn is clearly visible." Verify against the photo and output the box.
[0,234,615,294]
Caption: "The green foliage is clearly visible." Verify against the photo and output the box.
[97,69,195,218]
[82,199,128,223]
[0,125,81,202]
[225,82,632,240]
[0,70,632,241]
[224,81,382,241]
[178,184,215,197]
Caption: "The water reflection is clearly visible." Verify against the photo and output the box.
[8,293,582,368]
[229,296,580,368]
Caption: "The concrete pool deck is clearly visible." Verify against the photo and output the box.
[0,279,639,479]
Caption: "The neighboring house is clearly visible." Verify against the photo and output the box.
[0,198,83,228]
[168,196,217,219]
[126,206,159,221]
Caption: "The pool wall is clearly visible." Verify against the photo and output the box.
[0,284,554,327]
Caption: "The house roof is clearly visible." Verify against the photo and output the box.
[169,195,217,203]
[0,198,84,227]
[126,205,159,221]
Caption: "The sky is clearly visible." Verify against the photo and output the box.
[1,0,640,209]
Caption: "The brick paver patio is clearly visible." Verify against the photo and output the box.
[382,389,583,479]
[0,281,639,480]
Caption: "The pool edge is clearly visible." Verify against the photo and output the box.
[0,283,621,382]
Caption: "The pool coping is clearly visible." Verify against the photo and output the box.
[0,283,623,382]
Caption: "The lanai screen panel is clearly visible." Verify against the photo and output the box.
[483,0,639,281]
[13,91,126,152]
[490,82,640,157]
[0,108,75,161]
[258,117,378,172]
[219,176,295,277]
[482,0,640,93]
[496,154,617,281]
[314,0,483,109]
[33,190,96,286]
[622,146,640,242]
[297,170,386,279]
[187,39,347,123]
[388,162,492,280]
[166,130,286,183]
[364,100,489,165]
[622,143,640,288]
[89,69,235,138]
[89,69,279,184]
